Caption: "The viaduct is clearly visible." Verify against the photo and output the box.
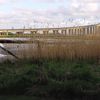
[0,23,100,36]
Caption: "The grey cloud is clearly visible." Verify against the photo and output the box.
[0,0,100,28]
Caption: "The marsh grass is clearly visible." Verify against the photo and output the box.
[14,38,100,61]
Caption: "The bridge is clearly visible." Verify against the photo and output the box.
[0,23,100,36]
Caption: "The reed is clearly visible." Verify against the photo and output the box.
[15,38,100,61]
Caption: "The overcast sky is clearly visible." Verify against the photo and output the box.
[0,0,100,28]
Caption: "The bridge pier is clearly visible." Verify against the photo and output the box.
[43,30,49,34]
[0,23,99,36]
[31,30,37,34]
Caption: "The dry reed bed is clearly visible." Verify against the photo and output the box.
[14,39,100,60]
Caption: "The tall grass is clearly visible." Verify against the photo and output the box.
[2,33,100,61]
[13,39,100,61]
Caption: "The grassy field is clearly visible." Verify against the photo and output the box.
[0,59,100,99]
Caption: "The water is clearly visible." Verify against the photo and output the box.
[0,43,36,62]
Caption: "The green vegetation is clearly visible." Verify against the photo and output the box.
[0,96,44,100]
[0,59,100,99]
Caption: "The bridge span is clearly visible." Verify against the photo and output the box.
[0,23,100,36]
